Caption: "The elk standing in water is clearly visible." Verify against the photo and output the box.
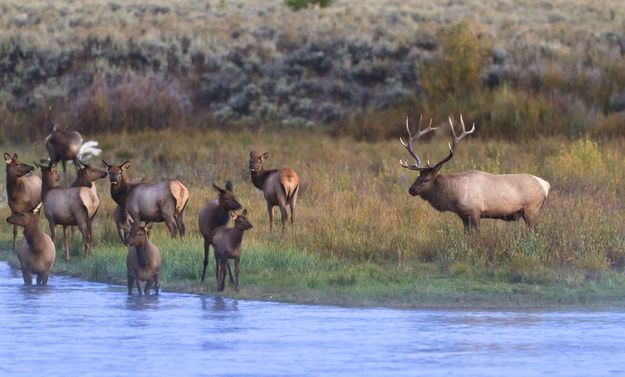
[198,181,242,283]
[44,118,83,173]
[399,115,550,231]
[212,209,253,291]
[126,224,160,295]
[36,162,103,259]
[5,153,42,250]
[6,206,56,286]
[248,151,299,232]
[101,160,189,242]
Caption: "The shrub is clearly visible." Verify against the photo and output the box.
[284,0,333,11]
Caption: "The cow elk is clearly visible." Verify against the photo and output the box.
[102,160,189,242]
[399,115,550,231]
[6,206,56,286]
[44,116,83,173]
[36,162,103,259]
[248,151,299,232]
[212,209,253,291]
[4,153,42,250]
[126,224,160,295]
[198,181,242,283]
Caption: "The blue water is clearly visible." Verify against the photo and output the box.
[0,261,624,376]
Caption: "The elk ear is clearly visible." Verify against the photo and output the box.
[225,180,233,191]
[4,153,12,163]
[12,153,18,160]
[76,160,85,169]
[32,203,42,214]
[120,161,130,171]
[261,152,269,160]
[101,159,110,168]
[33,161,41,169]
[250,150,255,158]
[212,183,225,194]
[230,211,238,220]
[242,209,248,216]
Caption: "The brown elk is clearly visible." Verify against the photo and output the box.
[126,224,160,295]
[248,151,299,231]
[4,153,42,250]
[44,118,83,173]
[212,209,253,291]
[36,162,103,259]
[399,115,550,231]
[198,181,242,283]
[101,160,189,242]
[6,206,56,286]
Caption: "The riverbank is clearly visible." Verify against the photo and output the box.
[2,129,625,308]
[2,243,624,309]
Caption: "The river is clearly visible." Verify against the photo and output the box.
[0,261,623,376]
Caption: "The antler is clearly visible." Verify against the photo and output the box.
[399,115,438,170]
[429,114,476,170]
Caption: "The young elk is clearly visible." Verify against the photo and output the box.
[248,151,299,232]
[126,224,160,295]
[198,181,242,283]
[4,153,42,250]
[6,206,56,286]
[212,209,253,291]
[44,119,83,173]
[36,162,103,259]
[101,160,189,243]
[399,115,550,232]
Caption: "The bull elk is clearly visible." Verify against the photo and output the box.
[44,117,83,173]
[212,209,253,291]
[198,181,242,283]
[101,160,189,242]
[5,205,56,286]
[36,162,103,259]
[248,151,299,232]
[4,153,42,250]
[399,115,550,231]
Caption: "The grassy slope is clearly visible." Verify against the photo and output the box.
[2,129,625,308]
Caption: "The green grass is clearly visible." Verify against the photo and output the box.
[2,129,625,308]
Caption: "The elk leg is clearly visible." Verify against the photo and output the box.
[201,240,210,283]
[234,257,240,291]
[61,159,67,173]
[214,252,220,288]
[48,220,56,243]
[145,279,152,295]
[278,196,288,231]
[226,259,235,285]
[63,225,70,260]
[40,272,49,286]
[162,210,178,239]
[174,210,186,238]
[127,274,135,295]
[289,189,298,225]
[218,260,226,291]
[135,270,144,295]
[267,203,274,232]
[86,217,94,257]
[76,213,91,258]
[36,273,42,285]
[12,224,17,251]
[22,269,32,286]
[154,272,160,294]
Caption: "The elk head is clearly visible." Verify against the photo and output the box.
[76,160,107,183]
[5,204,41,227]
[249,151,269,173]
[127,224,152,247]
[399,115,475,196]
[213,181,242,212]
[34,162,60,185]
[231,209,253,230]
[102,160,130,187]
[4,153,34,178]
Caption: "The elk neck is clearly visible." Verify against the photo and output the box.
[40,172,59,200]
[418,175,455,212]
[22,218,46,253]
[251,168,277,191]
[110,178,137,207]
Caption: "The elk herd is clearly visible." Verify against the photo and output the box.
[3,113,550,295]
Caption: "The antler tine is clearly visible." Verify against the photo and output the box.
[399,116,424,169]
[429,114,476,170]
[416,116,439,138]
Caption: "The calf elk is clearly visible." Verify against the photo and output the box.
[198,181,242,283]
[36,162,103,259]
[399,115,550,231]
[6,206,56,286]
[126,224,160,295]
[248,151,299,231]
[4,153,42,250]
[102,160,189,242]
[212,209,253,291]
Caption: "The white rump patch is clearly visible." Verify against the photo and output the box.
[531,176,550,197]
